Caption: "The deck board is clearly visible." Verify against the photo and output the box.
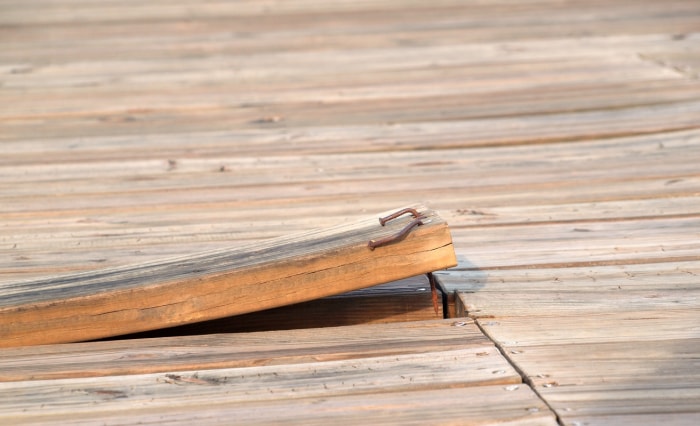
[0,205,455,347]
[1,0,699,422]
[106,276,444,338]
[446,261,700,423]
[1,387,556,426]
[0,320,559,425]
[0,319,482,382]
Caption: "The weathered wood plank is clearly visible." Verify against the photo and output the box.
[0,318,557,425]
[501,339,700,388]
[0,205,456,347]
[1,1,696,60]
[2,130,698,283]
[470,310,700,347]
[110,276,444,338]
[0,49,687,113]
[0,385,556,426]
[1,0,700,423]
[441,260,700,293]
[445,261,700,317]
[0,348,519,412]
[0,320,544,425]
[452,259,700,424]
[561,413,700,426]
[479,320,700,424]
[3,128,699,188]
[3,92,698,146]
[0,319,479,382]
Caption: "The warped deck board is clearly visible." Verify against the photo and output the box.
[115,275,443,338]
[0,206,456,347]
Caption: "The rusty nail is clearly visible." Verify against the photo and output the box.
[378,208,422,226]
[368,217,423,250]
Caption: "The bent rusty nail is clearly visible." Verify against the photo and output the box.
[368,217,423,250]
[378,208,422,226]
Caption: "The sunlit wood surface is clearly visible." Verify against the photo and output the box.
[1,0,699,423]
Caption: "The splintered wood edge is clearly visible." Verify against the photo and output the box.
[0,204,457,347]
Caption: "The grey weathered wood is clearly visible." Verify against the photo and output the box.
[0,319,483,382]
[1,0,700,423]
[0,349,518,412]
[0,319,558,425]
[0,386,556,426]
[452,259,700,424]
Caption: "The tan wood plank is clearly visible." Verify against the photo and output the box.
[453,259,700,423]
[470,310,700,347]
[562,413,700,426]
[0,320,541,425]
[3,128,699,186]
[478,318,700,424]
[450,217,700,272]
[0,385,556,426]
[441,261,700,293]
[0,319,481,383]
[446,261,700,317]
[0,205,456,347]
[502,339,700,388]
[1,1,696,56]
[0,348,519,413]
[2,0,700,423]
[3,84,698,144]
[3,31,699,144]
[2,129,698,284]
[0,49,683,110]
[0,318,553,425]
[112,276,443,338]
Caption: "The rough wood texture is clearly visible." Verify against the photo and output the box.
[0,205,456,347]
[2,0,700,423]
[446,261,700,424]
[0,320,557,425]
[1,387,555,426]
[112,275,443,338]
[0,319,481,382]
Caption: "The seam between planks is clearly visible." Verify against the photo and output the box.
[449,255,700,271]
[434,274,564,425]
[472,315,565,426]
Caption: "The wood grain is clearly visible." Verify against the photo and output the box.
[0,348,518,411]
[112,276,443,338]
[450,260,700,423]
[0,319,557,426]
[0,319,484,382]
[0,205,456,347]
[2,0,700,423]
[0,386,556,426]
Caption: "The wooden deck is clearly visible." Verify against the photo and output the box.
[1,0,699,424]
